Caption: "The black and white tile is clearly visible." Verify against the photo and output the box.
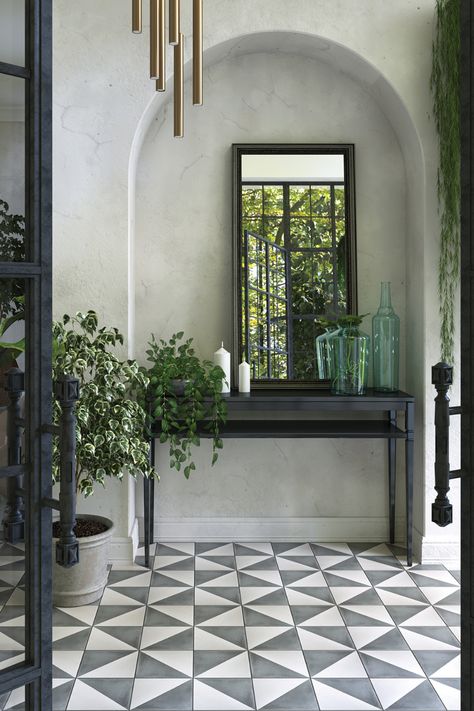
[0,541,461,710]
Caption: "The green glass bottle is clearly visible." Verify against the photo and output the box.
[372,282,400,393]
[331,317,370,396]
[315,324,338,380]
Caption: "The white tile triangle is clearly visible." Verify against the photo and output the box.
[150,605,193,625]
[286,571,327,587]
[399,628,460,651]
[276,558,317,571]
[363,650,424,676]
[297,628,353,651]
[0,556,25,567]
[154,555,192,570]
[419,587,457,605]
[236,556,271,570]
[200,544,234,556]
[246,627,294,649]
[111,572,151,588]
[0,653,24,670]
[431,680,461,710]
[5,686,25,709]
[358,544,393,557]
[53,627,87,642]
[0,571,24,586]
[196,557,233,571]
[286,589,332,606]
[238,542,273,555]
[330,587,371,605]
[315,650,367,678]
[375,571,416,587]
[81,651,138,678]
[342,604,394,625]
[371,678,424,708]
[312,543,353,555]
[144,650,193,676]
[100,589,143,607]
[450,626,461,641]
[148,586,189,604]
[325,569,371,585]
[195,589,236,606]
[431,653,460,678]
[348,626,396,649]
[86,628,136,651]
[399,606,445,627]
[316,556,352,570]
[253,678,305,709]
[158,570,194,586]
[279,543,313,556]
[0,631,24,650]
[67,679,126,710]
[376,589,425,606]
[358,557,402,571]
[194,679,253,710]
[131,678,188,708]
[254,651,307,676]
[140,626,189,649]
[246,605,293,625]
[198,572,238,587]
[437,604,461,615]
[198,651,250,678]
[160,542,194,555]
[5,588,25,606]
[53,651,83,676]
[240,587,283,605]
[99,607,145,627]
[0,613,24,627]
[197,606,243,627]
[238,570,282,586]
[195,628,245,651]
[299,606,345,627]
[58,605,98,625]
[410,569,459,585]
[312,680,379,710]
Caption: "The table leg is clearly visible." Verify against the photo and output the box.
[150,436,156,550]
[143,475,150,568]
[405,402,415,567]
[388,410,397,545]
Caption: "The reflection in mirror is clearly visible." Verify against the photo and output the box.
[233,145,357,387]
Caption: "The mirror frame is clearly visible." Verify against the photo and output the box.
[232,143,358,389]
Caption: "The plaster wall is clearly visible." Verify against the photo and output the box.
[52,0,458,561]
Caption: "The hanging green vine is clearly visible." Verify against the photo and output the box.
[431,0,461,365]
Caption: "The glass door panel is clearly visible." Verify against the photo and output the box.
[0,1,25,66]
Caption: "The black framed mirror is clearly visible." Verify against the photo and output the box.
[232,144,358,389]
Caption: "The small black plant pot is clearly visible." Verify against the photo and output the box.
[170,379,190,397]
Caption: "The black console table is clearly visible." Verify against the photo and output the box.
[144,389,415,567]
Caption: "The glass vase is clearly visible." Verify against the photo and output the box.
[331,324,370,396]
[372,282,400,393]
[315,326,338,380]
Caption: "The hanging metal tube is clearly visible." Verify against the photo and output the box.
[169,0,180,45]
[174,32,184,137]
[156,0,166,91]
[132,0,142,33]
[150,0,159,79]
[193,0,203,105]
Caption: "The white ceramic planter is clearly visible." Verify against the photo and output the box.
[52,514,114,607]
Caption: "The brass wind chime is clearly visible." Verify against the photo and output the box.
[132,0,203,138]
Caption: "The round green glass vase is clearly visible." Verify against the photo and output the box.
[372,282,400,393]
[331,321,370,396]
[315,325,339,380]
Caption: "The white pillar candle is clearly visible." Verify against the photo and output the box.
[213,342,231,394]
[239,358,251,393]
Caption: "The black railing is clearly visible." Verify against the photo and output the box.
[431,362,462,526]
[1,369,80,567]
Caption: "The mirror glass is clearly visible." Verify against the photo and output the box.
[233,145,357,387]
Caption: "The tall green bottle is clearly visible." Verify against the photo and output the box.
[372,282,400,392]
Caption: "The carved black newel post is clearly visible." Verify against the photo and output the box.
[54,374,80,568]
[431,362,454,526]
[3,368,25,543]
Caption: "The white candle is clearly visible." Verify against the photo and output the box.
[239,358,251,393]
[213,342,231,394]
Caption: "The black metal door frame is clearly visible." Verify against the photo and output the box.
[0,0,53,707]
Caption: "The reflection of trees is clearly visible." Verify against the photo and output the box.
[242,184,347,380]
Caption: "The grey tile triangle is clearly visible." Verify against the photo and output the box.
[433,677,460,689]
[195,570,235,586]
[144,608,191,627]
[136,651,190,678]
[197,678,255,708]
[259,679,317,710]
[107,570,150,586]
[376,678,445,710]
[242,558,279,572]
[385,606,430,625]
[151,589,194,605]
[156,543,192,556]
[80,678,133,708]
[413,650,460,676]
[134,679,192,710]
[322,557,362,571]
[78,650,128,676]
[52,678,74,709]
[243,608,291,627]
[199,586,241,604]
[143,628,193,651]
[289,587,334,604]
[402,626,460,646]
[95,626,142,649]
[348,543,383,555]
[238,572,280,587]
[195,605,240,626]
[243,589,288,606]
[435,589,460,605]
[249,652,307,678]
[194,650,243,676]
[434,606,460,626]
[304,650,354,676]
[272,542,305,555]
[197,626,247,648]
[365,570,402,586]
[53,628,90,652]
[52,609,89,627]
[151,572,191,588]
[360,628,409,651]
[360,652,423,678]
[196,542,228,555]
[315,678,381,707]
[198,555,236,569]
[157,557,194,571]
[311,543,353,556]
[106,587,148,605]
[253,628,301,651]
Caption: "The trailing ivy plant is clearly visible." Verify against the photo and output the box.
[145,332,227,478]
[431,0,461,364]
[52,311,155,497]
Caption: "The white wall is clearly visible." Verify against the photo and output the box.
[52,0,458,562]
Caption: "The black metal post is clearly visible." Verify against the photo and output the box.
[3,368,25,543]
[388,409,396,545]
[54,375,80,568]
[431,362,454,527]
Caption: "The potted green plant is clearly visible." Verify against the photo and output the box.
[52,311,154,606]
[145,332,227,478]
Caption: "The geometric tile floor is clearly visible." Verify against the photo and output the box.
[0,540,461,710]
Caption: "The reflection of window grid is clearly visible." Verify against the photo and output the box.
[243,230,289,379]
[242,182,346,380]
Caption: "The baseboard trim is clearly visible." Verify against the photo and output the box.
[109,535,137,564]
[138,516,407,544]
[414,528,460,566]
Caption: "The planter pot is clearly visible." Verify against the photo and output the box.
[52,514,114,607]
[170,378,190,397]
